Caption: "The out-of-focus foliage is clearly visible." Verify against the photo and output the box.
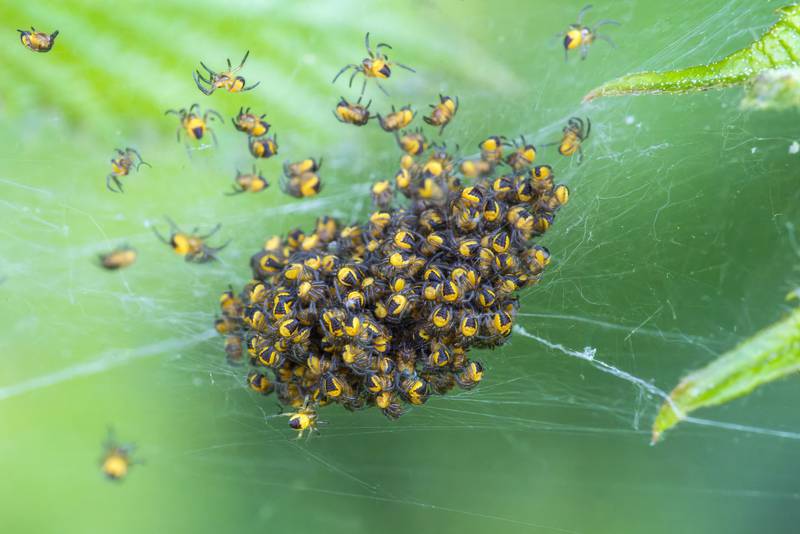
[741,67,800,110]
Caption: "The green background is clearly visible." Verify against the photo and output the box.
[1,1,799,533]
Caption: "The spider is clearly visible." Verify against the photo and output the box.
[152,216,229,263]
[550,117,591,164]
[100,428,139,481]
[18,26,58,52]
[281,397,320,439]
[165,104,223,146]
[106,147,150,193]
[563,4,620,60]
[226,165,269,195]
[423,95,458,135]
[193,50,261,95]
[332,32,415,96]
[333,96,372,126]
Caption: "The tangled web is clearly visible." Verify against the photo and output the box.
[2,1,800,532]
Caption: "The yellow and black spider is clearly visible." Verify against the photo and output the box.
[281,397,320,439]
[283,157,322,178]
[563,5,619,61]
[334,96,373,126]
[152,216,229,263]
[504,136,537,171]
[546,117,591,163]
[281,171,321,199]
[165,104,223,146]
[423,95,458,135]
[232,107,270,137]
[377,105,415,132]
[100,428,139,482]
[193,51,260,95]
[332,32,415,96]
[18,26,58,52]
[249,135,278,158]
[106,147,150,193]
[226,165,270,195]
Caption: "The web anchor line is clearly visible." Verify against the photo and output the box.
[513,325,800,443]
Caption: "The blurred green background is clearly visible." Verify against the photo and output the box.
[2,1,800,533]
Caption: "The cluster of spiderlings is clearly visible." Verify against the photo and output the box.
[216,123,570,425]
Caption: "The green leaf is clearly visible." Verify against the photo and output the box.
[652,305,800,444]
[584,4,800,102]
[740,66,800,109]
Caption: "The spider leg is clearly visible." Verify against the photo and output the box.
[206,109,224,123]
[194,70,212,84]
[128,148,151,169]
[175,128,182,143]
[124,147,140,159]
[163,216,182,235]
[332,64,355,84]
[164,109,178,116]
[199,61,215,75]
[184,251,202,263]
[106,175,123,193]
[376,81,389,96]
[593,19,621,29]
[103,427,117,450]
[348,69,359,88]
[365,32,371,56]
[576,4,593,25]
[243,80,261,91]
[225,187,244,196]
[189,103,200,114]
[210,239,232,253]
[394,61,416,73]
[209,128,219,146]
[584,117,592,139]
[227,57,233,70]
[198,223,223,240]
[595,34,617,48]
[360,78,368,97]
[577,145,584,165]
[193,72,214,95]
[580,45,589,60]
[152,226,170,245]
[237,50,250,70]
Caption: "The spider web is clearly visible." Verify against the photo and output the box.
[2,1,800,533]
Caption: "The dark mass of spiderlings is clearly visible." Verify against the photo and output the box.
[215,124,570,424]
